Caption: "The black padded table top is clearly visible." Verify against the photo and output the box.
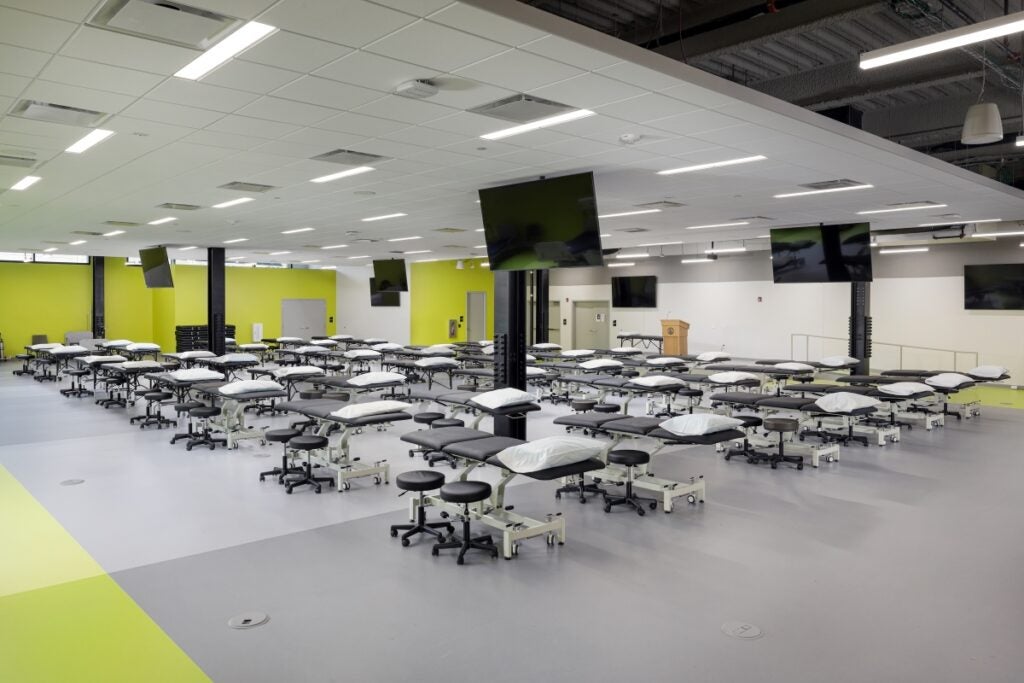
[757,396,815,410]
[709,392,763,405]
[400,427,490,449]
[443,436,525,461]
[647,427,746,444]
[667,373,713,383]
[276,399,345,417]
[871,389,934,400]
[824,385,877,395]
[781,383,834,394]
[552,413,623,429]
[806,403,877,416]
[600,416,663,435]
[322,411,410,426]
[881,369,940,377]
[488,456,606,480]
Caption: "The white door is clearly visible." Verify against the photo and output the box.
[548,300,561,345]
[573,301,609,349]
[466,291,487,342]
[281,299,326,338]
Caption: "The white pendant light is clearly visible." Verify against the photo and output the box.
[961,102,1003,144]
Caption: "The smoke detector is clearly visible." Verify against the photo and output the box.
[395,79,438,99]
[618,133,643,145]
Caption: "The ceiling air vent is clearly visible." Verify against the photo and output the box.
[157,202,201,211]
[469,95,574,123]
[10,100,109,127]
[311,149,387,165]
[434,227,466,234]
[0,152,37,169]
[733,215,775,221]
[104,220,141,228]
[72,230,104,236]
[797,179,866,191]
[634,200,684,210]
[351,238,379,243]
[88,0,241,50]
[218,181,276,193]
[622,228,649,233]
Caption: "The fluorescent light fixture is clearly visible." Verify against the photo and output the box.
[473,245,486,249]
[639,241,682,247]
[615,253,649,259]
[685,221,750,230]
[213,197,254,209]
[223,238,248,244]
[178,246,197,251]
[387,236,421,242]
[282,227,314,234]
[756,234,771,238]
[65,129,114,154]
[348,255,370,259]
[300,259,320,264]
[704,246,747,254]
[147,217,176,225]
[404,250,431,255]
[879,247,929,254]
[858,204,947,215]
[598,209,661,219]
[69,240,87,246]
[175,21,277,80]
[920,219,1001,226]
[680,257,715,264]
[480,262,489,267]
[269,251,291,255]
[321,244,347,250]
[773,184,873,198]
[103,230,125,237]
[42,247,58,253]
[860,10,1024,70]
[361,213,406,222]
[11,176,41,191]
[1017,135,1024,147]
[607,262,634,268]
[600,233,611,237]
[475,228,484,232]
[481,109,595,141]
[973,230,1024,238]
[310,166,374,183]
[417,258,439,263]
[321,265,337,270]
[657,155,766,175]
[228,256,245,261]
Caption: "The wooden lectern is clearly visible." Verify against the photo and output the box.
[661,319,689,356]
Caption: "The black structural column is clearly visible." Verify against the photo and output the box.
[208,247,226,356]
[849,282,871,375]
[493,269,527,439]
[91,256,105,338]
[533,269,549,345]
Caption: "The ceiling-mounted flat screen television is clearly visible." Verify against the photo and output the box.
[478,172,604,271]
[964,263,1024,310]
[372,259,408,292]
[139,247,173,288]
[612,275,657,308]
[369,277,399,307]
[770,222,873,283]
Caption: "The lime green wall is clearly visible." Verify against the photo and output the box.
[0,262,91,350]
[105,258,154,342]
[410,259,493,345]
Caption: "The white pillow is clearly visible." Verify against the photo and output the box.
[477,339,492,345]
[415,357,459,368]
[372,342,404,351]
[925,372,975,389]
[494,436,603,473]
[420,347,455,357]
[54,345,88,354]
[646,357,680,365]
[610,346,640,353]
[709,371,759,384]
[628,375,684,388]
[272,365,325,378]
[562,349,595,358]
[29,342,62,350]
[968,365,1008,379]
[332,400,412,419]
[309,339,337,346]
[344,349,381,359]
[775,362,815,372]
[820,355,859,367]
[81,354,125,364]
[363,337,387,344]
[217,353,259,363]
[169,368,224,381]
[531,343,562,350]
[696,351,729,362]
[238,343,268,351]
[878,382,934,397]
[347,371,406,386]
[330,334,353,341]
[526,366,548,377]
[277,336,303,343]
[813,392,880,413]
[126,342,160,351]
[101,339,132,348]
[294,345,327,354]
[579,359,622,370]
[225,337,235,344]
[660,413,743,436]
[526,354,537,362]
[177,350,216,359]
[220,379,284,395]
[428,343,455,350]
[120,361,163,369]
[481,346,495,355]
[469,387,534,410]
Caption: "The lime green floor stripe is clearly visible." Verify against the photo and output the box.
[0,467,210,683]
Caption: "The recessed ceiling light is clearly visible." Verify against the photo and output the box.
[178,246,197,251]
[607,262,634,268]
[223,238,248,244]
[919,219,1001,226]
[269,251,291,255]
[282,227,314,234]
[480,262,489,267]
[175,21,277,80]
[11,175,41,191]
[473,245,486,249]
[417,258,439,262]
[321,244,347,250]
[755,234,770,238]
[310,166,375,183]
[680,257,715,264]
[228,256,245,261]
[147,217,176,225]
[65,129,114,154]
[598,209,661,218]
[704,246,747,254]
[685,221,750,230]
[657,155,766,175]
[69,240,87,246]
[600,233,611,237]
[103,230,125,237]
[404,250,431,255]
[42,247,58,253]
[860,11,1024,69]
[480,109,595,141]
[773,184,873,198]
[615,253,649,259]
[879,247,929,254]
[361,213,406,222]
[639,241,681,247]
[973,230,1024,238]
[858,204,947,215]
[300,259,320,264]
[212,197,254,209]
[475,228,484,232]
[321,265,337,270]
[348,255,371,259]
[387,236,421,242]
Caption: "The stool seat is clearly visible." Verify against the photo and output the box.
[608,449,650,466]
[323,391,350,401]
[146,391,173,401]
[135,389,152,397]
[288,434,329,451]
[15,354,30,360]
[414,411,445,425]
[299,390,324,400]
[396,470,445,492]
[763,417,799,433]
[67,369,90,376]
[432,418,464,429]
[189,406,220,418]
[174,401,202,414]
[736,415,763,428]
[571,399,597,412]
[266,428,301,443]
[439,480,491,504]
[593,403,620,413]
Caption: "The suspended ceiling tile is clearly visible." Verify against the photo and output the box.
[316,111,409,137]
[0,0,97,22]
[237,96,338,126]
[122,99,225,129]
[596,93,702,122]
[455,49,584,92]
[272,76,382,110]
[38,56,165,98]
[364,19,509,73]
[181,129,268,151]
[314,50,432,92]
[280,126,368,150]
[205,114,301,140]
[259,0,415,47]
[202,60,302,94]
[239,30,353,73]
[429,3,546,47]
[519,35,622,71]
[0,72,30,97]
[370,0,453,16]
[60,26,199,75]
[530,73,647,110]
[350,94,454,125]
[0,6,77,52]
[21,80,138,117]
[0,43,51,78]
[147,79,259,113]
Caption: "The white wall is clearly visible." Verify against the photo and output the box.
[335,266,410,344]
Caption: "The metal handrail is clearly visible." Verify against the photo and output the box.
[790,333,979,372]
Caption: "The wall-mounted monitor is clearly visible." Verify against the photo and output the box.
[372,259,408,292]
[770,222,873,283]
[369,277,399,307]
[964,263,1024,310]
[612,275,657,308]
[478,172,604,271]
[139,247,173,288]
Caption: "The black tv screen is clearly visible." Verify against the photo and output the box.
[964,263,1024,310]
[369,277,399,307]
[612,276,657,308]
[770,223,873,283]
[372,259,408,292]
[139,247,173,288]
[478,172,604,271]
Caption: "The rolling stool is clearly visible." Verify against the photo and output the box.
[185,405,226,451]
[60,368,93,398]
[603,450,659,516]
[724,415,763,462]
[748,417,804,470]
[431,481,498,565]
[170,401,203,444]
[13,354,34,376]
[133,391,175,429]
[390,470,454,546]
[571,399,596,413]
[593,403,620,414]
[284,435,334,494]
[259,428,303,484]
[97,378,127,408]
[408,412,444,459]
[426,419,464,468]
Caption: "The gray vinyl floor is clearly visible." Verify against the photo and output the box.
[2,369,1023,682]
